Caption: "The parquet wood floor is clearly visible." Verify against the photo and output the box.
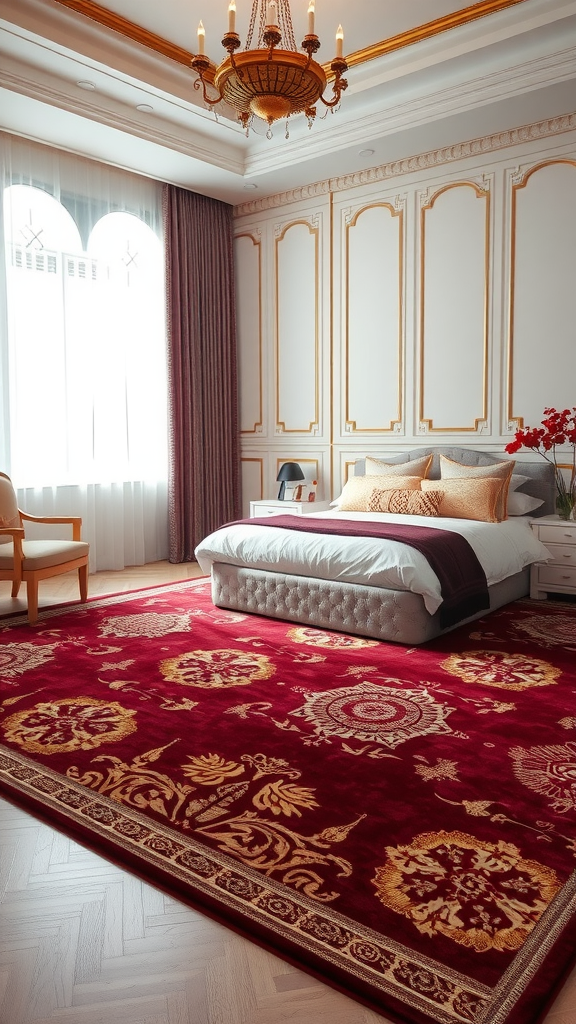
[1,564,575,1024]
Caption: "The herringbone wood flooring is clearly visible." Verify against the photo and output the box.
[1,565,575,1024]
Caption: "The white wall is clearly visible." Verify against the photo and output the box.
[233,114,576,516]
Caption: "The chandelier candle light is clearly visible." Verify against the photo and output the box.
[191,1,348,138]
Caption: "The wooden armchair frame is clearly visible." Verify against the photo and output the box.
[0,474,89,624]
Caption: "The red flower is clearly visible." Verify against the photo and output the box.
[505,407,576,517]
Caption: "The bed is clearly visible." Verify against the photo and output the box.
[194,446,556,645]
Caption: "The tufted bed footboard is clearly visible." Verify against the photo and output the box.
[211,562,530,646]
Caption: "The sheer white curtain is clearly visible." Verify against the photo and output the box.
[0,133,168,570]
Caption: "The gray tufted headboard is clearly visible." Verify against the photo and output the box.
[354,446,556,517]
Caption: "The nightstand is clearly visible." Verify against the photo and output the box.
[530,516,576,599]
[249,499,331,518]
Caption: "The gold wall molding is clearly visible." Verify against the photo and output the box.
[506,157,576,431]
[234,113,576,217]
[236,232,264,435]
[275,219,320,434]
[344,202,404,434]
[419,181,490,433]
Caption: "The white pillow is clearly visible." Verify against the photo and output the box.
[507,491,544,516]
[510,474,529,492]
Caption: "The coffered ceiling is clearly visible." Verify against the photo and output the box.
[1,0,575,204]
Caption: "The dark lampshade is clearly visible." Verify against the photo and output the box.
[276,461,305,500]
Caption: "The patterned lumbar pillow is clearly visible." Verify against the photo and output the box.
[365,453,433,479]
[422,476,505,522]
[367,488,443,516]
[337,474,422,511]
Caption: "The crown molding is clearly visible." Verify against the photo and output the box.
[0,65,245,174]
[243,46,576,177]
[234,111,576,215]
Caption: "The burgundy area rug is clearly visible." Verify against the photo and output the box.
[1,580,575,1024]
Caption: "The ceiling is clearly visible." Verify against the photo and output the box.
[1,0,575,205]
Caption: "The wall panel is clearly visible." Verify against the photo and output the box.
[235,121,576,506]
[275,219,320,435]
[419,181,489,433]
[344,202,403,434]
[240,457,264,517]
[507,159,576,429]
[235,232,263,435]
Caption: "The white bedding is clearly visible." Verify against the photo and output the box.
[194,510,551,615]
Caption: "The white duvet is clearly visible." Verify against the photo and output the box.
[194,510,551,615]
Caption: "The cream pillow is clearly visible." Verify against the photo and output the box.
[421,477,505,523]
[337,474,421,512]
[439,455,515,520]
[367,488,442,516]
[365,454,433,479]
[507,491,544,516]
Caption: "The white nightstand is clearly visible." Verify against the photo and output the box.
[530,516,576,599]
[249,499,331,518]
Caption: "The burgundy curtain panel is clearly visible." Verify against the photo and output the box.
[163,184,241,562]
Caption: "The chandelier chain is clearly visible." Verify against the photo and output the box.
[246,1,297,51]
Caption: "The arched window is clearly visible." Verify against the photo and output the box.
[1,139,168,569]
[4,186,166,485]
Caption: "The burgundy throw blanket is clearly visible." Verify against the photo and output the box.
[239,515,490,629]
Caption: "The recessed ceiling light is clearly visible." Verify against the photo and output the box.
[136,103,154,113]
[243,183,258,190]
[359,148,375,157]
[77,80,96,90]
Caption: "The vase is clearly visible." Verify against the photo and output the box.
[556,494,575,521]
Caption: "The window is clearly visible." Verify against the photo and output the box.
[0,135,168,569]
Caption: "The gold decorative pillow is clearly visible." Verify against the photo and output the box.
[337,475,421,512]
[421,477,505,523]
[365,454,433,479]
[439,455,515,520]
[367,488,443,516]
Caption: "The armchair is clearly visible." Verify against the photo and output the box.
[0,473,89,624]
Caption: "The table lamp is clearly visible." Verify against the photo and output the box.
[276,461,305,500]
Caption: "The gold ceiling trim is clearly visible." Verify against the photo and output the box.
[52,0,531,75]
[52,0,193,67]
[339,0,530,72]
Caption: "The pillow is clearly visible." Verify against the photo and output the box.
[421,477,506,523]
[439,455,515,520]
[510,474,529,492]
[367,488,443,516]
[365,453,433,479]
[507,491,544,516]
[337,474,421,512]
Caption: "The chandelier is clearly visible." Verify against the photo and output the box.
[191,1,348,138]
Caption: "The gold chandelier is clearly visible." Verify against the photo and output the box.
[191,1,348,138]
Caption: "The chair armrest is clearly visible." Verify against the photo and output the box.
[0,527,24,583]
[19,511,83,541]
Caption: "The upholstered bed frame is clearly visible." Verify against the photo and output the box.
[211,447,555,646]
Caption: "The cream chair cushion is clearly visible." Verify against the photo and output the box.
[0,539,90,571]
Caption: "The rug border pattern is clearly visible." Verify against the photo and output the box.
[0,745,500,1023]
